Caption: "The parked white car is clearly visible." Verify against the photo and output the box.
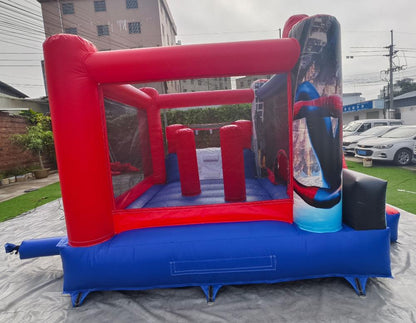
[343,119,403,137]
[355,125,416,166]
[343,125,399,155]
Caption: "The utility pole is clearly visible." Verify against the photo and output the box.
[388,30,395,118]
[57,0,64,33]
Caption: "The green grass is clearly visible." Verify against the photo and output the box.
[346,160,416,214]
[0,182,61,222]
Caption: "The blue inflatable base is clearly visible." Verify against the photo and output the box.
[54,221,391,306]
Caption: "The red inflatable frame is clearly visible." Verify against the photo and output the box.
[43,35,300,247]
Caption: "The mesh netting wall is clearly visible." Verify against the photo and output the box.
[253,75,290,182]
[104,99,152,197]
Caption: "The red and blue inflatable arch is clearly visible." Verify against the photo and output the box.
[5,14,400,307]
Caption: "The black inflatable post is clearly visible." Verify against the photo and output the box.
[342,169,387,230]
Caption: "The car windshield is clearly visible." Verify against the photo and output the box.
[381,127,416,138]
[344,121,361,132]
[360,126,390,136]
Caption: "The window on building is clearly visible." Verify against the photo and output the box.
[94,0,106,12]
[62,3,74,14]
[97,25,109,36]
[128,22,141,34]
[198,80,202,86]
[126,0,138,9]
[64,27,78,35]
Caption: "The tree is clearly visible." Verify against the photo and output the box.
[12,111,54,170]
[394,78,416,96]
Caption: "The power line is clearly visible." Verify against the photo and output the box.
[7,83,44,87]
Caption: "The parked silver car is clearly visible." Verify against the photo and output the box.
[343,125,399,155]
[355,125,416,166]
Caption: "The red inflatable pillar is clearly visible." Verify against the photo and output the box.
[166,124,185,153]
[43,35,114,247]
[220,125,246,202]
[176,128,201,196]
[233,120,253,149]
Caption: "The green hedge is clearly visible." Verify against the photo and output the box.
[164,104,251,125]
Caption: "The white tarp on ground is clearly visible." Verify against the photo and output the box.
[1,199,415,322]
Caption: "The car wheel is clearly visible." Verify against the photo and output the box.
[394,148,412,166]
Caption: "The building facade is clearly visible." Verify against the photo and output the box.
[393,91,416,125]
[180,77,232,93]
[236,75,273,89]
[37,0,179,93]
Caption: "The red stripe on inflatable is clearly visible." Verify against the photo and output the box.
[386,205,400,216]
[114,177,154,209]
[287,74,294,199]
[282,14,309,38]
[113,200,293,233]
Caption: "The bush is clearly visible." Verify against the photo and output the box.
[11,110,54,170]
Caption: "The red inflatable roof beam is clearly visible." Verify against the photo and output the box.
[158,89,254,109]
[220,125,246,202]
[85,39,300,84]
[101,84,152,109]
[176,128,201,196]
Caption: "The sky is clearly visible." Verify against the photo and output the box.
[0,0,415,100]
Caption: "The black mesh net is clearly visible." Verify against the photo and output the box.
[104,99,152,197]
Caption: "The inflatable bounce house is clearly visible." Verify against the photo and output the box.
[5,14,400,306]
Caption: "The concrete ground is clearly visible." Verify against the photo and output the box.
[0,172,60,203]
